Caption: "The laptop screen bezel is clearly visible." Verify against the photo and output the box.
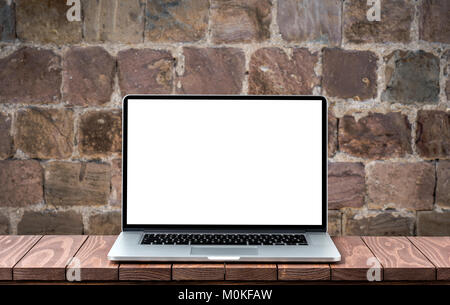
[122,95,328,233]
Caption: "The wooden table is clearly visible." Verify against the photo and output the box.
[0,236,449,284]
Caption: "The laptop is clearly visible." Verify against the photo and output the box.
[108,95,341,262]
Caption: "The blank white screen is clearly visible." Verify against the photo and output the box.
[127,99,323,225]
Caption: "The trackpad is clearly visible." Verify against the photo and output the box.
[191,247,258,256]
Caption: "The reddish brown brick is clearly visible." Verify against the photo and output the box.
[0,160,43,207]
[248,48,319,95]
[110,159,122,207]
[177,47,245,94]
[17,210,83,235]
[0,112,12,159]
[322,49,377,100]
[417,211,450,236]
[87,211,121,235]
[328,112,337,157]
[328,210,342,236]
[367,162,435,211]
[328,162,365,209]
[339,113,412,159]
[0,47,61,104]
[118,49,173,95]
[419,0,450,44]
[63,47,115,106]
[211,0,272,43]
[415,110,450,159]
[0,0,15,42]
[344,210,415,236]
[436,161,450,208]
[14,108,74,159]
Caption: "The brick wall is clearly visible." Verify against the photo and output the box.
[0,0,449,236]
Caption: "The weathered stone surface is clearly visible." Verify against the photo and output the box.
[367,162,435,211]
[15,108,74,159]
[16,0,82,44]
[416,110,450,159]
[328,112,337,157]
[177,47,245,94]
[110,159,122,206]
[343,0,413,43]
[118,49,173,95]
[145,0,209,42]
[0,160,43,207]
[63,47,115,106]
[383,50,440,104]
[79,111,122,157]
[211,0,272,43]
[87,211,121,235]
[344,211,415,236]
[339,113,412,159]
[18,210,83,235]
[322,49,377,100]
[0,213,9,234]
[328,210,341,236]
[0,0,14,41]
[419,0,450,43]
[446,50,450,100]
[328,163,365,209]
[418,211,450,236]
[83,0,145,43]
[436,161,450,208]
[248,48,319,95]
[277,0,341,45]
[0,112,12,159]
[0,47,61,104]
[45,162,111,206]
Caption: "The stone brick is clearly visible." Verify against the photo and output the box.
[328,210,341,236]
[343,0,413,43]
[0,160,43,207]
[110,159,122,206]
[419,0,450,43]
[0,112,12,159]
[0,47,61,104]
[322,49,377,100]
[0,213,9,234]
[328,112,337,157]
[145,0,209,42]
[417,211,450,236]
[83,0,145,43]
[18,210,83,235]
[63,47,115,106]
[0,0,14,41]
[382,50,440,104]
[45,162,111,206]
[416,110,450,159]
[339,113,412,159]
[118,49,173,95]
[248,48,319,95]
[328,162,365,209]
[343,211,415,236]
[177,47,245,94]
[446,50,450,100]
[87,211,121,235]
[277,0,341,45]
[436,161,450,208]
[15,108,74,159]
[211,0,272,43]
[15,0,82,44]
[79,111,122,157]
[367,162,435,211]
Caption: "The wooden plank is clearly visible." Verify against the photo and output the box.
[119,263,171,281]
[278,264,330,281]
[363,236,435,281]
[225,264,277,281]
[0,235,42,281]
[13,235,87,281]
[173,264,224,281]
[409,237,450,281]
[331,236,382,281]
[67,235,118,281]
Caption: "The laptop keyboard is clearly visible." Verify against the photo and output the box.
[141,233,308,246]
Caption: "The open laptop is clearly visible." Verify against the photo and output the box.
[108,95,341,262]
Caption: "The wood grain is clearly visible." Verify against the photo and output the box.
[363,236,435,281]
[67,235,118,281]
[119,263,171,281]
[331,236,382,281]
[0,235,41,280]
[278,264,330,281]
[409,237,450,281]
[225,264,277,281]
[173,264,224,281]
[13,235,87,281]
